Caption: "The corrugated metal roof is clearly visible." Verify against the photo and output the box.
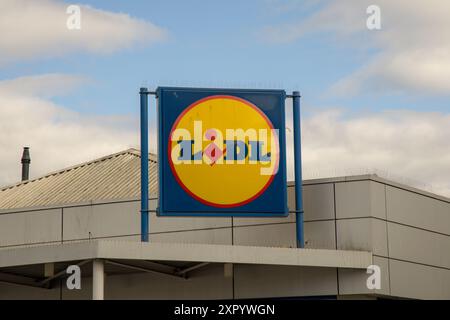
[0,149,157,210]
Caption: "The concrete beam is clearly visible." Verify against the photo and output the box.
[0,240,372,270]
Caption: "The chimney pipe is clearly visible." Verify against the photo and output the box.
[21,147,30,181]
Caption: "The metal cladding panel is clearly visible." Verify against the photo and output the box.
[386,185,450,235]
[304,220,336,250]
[157,87,288,217]
[337,218,388,257]
[63,201,140,241]
[389,259,450,299]
[234,264,338,299]
[302,183,335,221]
[150,214,231,234]
[387,222,450,269]
[0,209,61,247]
[338,256,390,296]
[150,228,232,245]
[335,180,386,219]
[233,223,296,248]
[233,184,335,226]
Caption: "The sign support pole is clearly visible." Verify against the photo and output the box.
[292,91,305,248]
[140,87,149,242]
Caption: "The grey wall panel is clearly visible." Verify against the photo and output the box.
[302,184,335,221]
[233,185,295,227]
[63,219,335,249]
[371,182,387,220]
[371,218,389,257]
[337,218,388,257]
[105,264,232,300]
[63,200,231,241]
[0,282,60,300]
[151,228,232,245]
[234,197,335,249]
[387,222,450,269]
[337,218,372,252]
[338,256,390,296]
[233,223,296,248]
[386,186,450,235]
[389,259,450,299]
[233,213,295,227]
[152,215,231,233]
[336,181,386,219]
[304,220,336,249]
[287,185,295,213]
[149,198,233,233]
[0,209,61,247]
[62,234,140,244]
[234,265,338,298]
[151,215,232,233]
[63,202,140,241]
[234,183,334,227]
[74,228,233,245]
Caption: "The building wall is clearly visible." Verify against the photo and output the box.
[0,176,449,299]
[334,180,450,299]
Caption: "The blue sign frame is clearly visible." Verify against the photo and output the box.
[156,87,288,217]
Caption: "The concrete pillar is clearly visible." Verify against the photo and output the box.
[44,263,55,277]
[92,259,104,300]
[224,263,233,278]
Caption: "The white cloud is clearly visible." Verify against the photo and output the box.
[0,74,143,187]
[1,74,448,199]
[332,49,450,96]
[264,0,450,96]
[0,73,88,98]
[0,0,167,65]
[284,105,450,197]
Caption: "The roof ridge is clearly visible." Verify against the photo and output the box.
[0,148,157,192]
[127,148,158,161]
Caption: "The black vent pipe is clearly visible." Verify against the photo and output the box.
[21,147,30,181]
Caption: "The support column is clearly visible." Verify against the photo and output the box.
[92,259,104,300]
[292,91,305,248]
[140,87,149,242]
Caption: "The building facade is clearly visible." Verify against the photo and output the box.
[0,149,449,299]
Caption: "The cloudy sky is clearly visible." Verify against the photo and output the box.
[0,0,449,197]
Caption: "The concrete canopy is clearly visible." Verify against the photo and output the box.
[0,240,372,270]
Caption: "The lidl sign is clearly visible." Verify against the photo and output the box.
[157,87,288,216]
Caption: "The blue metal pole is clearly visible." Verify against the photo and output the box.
[292,91,304,248]
[140,87,149,242]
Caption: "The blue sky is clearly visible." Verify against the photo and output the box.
[0,0,449,196]
[2,0,448,117]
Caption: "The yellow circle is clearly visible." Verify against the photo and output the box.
[169,95,278,207]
